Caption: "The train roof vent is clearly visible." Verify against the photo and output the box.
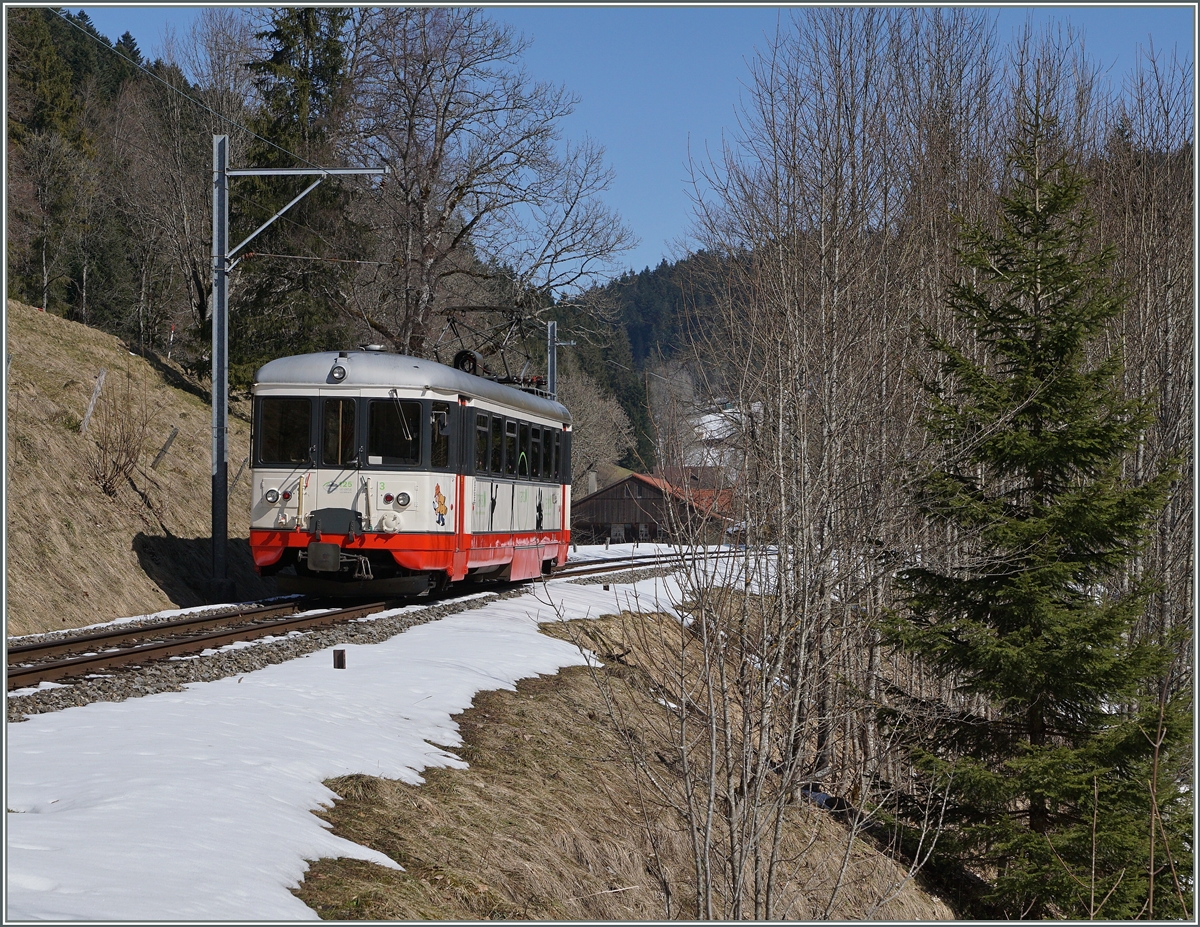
[361,344,386,352]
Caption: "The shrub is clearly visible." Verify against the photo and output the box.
[84,370,155,496]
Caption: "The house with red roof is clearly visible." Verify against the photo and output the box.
[571,471,733,544]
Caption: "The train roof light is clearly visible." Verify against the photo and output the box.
[331,363,347,381]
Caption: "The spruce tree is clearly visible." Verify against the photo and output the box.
[887,104,1191,918]
[231,7,358,382]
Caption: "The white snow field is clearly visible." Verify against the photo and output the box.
[6,548,686,920]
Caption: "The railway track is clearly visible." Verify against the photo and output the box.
[6,550,691,692]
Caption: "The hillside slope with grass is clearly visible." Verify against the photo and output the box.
[5,299,273,635]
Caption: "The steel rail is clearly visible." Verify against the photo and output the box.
[7,601,304,664]
[7,602,390,690]
[551,554,686,580]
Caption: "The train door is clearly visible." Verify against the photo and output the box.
[452,398,470,579]
[312,390,364,539]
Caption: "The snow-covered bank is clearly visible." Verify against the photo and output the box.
[5,566,683,920]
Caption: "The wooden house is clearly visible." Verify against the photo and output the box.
[571,472,732,544]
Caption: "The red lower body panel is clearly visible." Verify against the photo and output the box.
[250,529,570,583]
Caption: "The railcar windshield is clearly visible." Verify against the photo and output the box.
[258,397,311,465]
[490,416,504,472]
[504,420,518,476]
[476,413,490,472]
[368,399,421,466]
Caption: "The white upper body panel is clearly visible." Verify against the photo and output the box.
[253,351,570,425]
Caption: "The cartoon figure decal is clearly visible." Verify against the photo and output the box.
[536,488,544,531]
[433,483,448,526]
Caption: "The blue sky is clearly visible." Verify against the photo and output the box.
[74,4,1195,276]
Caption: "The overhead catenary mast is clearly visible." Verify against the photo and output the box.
[208,135,386,603]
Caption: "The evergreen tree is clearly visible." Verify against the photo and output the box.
[6,7,81,146]
[886,104,1191,918]
[229,7,358,383]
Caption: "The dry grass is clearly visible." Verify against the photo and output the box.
[5,300,273,635]
[293,614,956,920]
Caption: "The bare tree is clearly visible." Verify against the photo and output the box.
[1093,44,1193,678]
[635,7,1010,914]
[344,7,633,355]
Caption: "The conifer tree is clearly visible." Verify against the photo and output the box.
[226,7,361,383]
[887,101,1191,918]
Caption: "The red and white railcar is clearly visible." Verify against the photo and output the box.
[248,349,572,596]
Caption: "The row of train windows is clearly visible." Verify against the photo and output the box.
[257,397,567,482]
[258,397,448,469]
[474,412,564,480]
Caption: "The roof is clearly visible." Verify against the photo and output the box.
[253,351,571,423]
[574,471,734,520]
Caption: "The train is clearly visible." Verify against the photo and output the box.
[248,347,572,596]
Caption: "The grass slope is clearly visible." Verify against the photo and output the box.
[296,614,956,920]
[5,300,273,635]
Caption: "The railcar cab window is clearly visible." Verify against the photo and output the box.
[258,397,312,465]
[322,399,357,467]
[368,399,421,466]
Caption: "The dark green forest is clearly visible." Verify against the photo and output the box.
[6,7,1193,919]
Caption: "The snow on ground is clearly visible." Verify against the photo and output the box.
[5,555,685,921]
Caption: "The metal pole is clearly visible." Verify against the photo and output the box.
[205,139,384,604]
[209,135,235,603]
[547,320,557,396]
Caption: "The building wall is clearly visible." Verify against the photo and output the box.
[572,479,670,541]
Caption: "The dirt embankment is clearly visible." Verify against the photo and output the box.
[5,299,273,635]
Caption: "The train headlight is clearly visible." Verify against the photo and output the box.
[330,364,347,381]
[396,492,411,507]
[264,488,280,504]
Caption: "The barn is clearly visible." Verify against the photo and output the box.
[570,472,732,544]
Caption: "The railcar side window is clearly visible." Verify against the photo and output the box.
[530,427,542,479]
[475,414,490,472]
[490,416,504,473]
[542,427,554,479]
[322,399,357,467]
[504,420,518,476]
[518,422,530,477]
[431,401,452,469]
[552,431,561,480]
[368,399,421,466]
[258,398,311,465]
